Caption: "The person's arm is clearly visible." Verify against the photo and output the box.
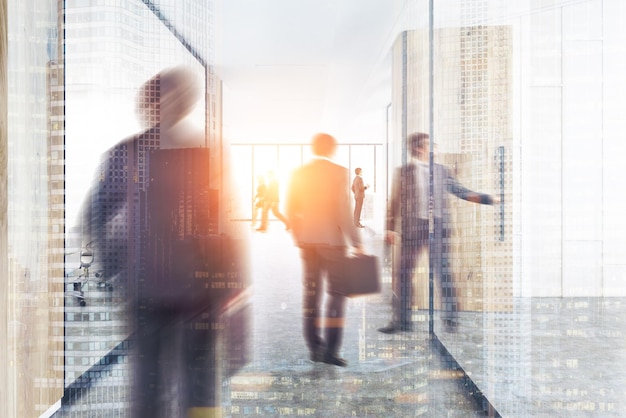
[445,168,496,205]
[385,167,402,244]
[78,145,129,278]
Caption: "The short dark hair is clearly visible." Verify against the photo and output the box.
[408,132,429,156]
[135,66,200,129]
[354,167,362,175]
[311,133,337,157]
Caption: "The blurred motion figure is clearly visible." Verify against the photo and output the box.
[286,133,363,367]
[257,170,289,232]
[251,174,266,228]
[379,132,497,334]
[80,66,249,417]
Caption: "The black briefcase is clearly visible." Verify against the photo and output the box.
[328,254,381,297]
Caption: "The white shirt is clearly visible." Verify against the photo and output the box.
[415,159,429,220]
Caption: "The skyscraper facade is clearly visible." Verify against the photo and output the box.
[390,0,626,415]
[3,0,65,416]
[62,0,230,415]
[3,0,225,416]
[4,0,626,416]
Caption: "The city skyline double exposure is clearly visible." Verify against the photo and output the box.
[2,0,626,417]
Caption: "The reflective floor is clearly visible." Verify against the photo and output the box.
[222,226,486,417]
[439,297,626,417]
[56,222,626,417]
[54,224,487,417]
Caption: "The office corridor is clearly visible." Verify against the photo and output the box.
[54,223,487,417]
[224,225,485,417]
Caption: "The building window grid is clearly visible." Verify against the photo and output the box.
[61,0,216,403]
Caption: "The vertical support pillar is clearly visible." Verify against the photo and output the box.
[0,2,9,416]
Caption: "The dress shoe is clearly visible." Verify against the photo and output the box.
[377,322,397,334]
[323,353,347,367]
[309,350,324,363]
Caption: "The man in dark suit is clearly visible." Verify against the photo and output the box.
[81,67,250,416]
[379,132,498,334]
[351,167,369,227]
[286,133,363,367]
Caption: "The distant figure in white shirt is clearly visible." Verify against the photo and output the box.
[351,167,369,228]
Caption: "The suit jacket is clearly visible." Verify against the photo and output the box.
[351,175,366,199]
[80,127,160,281]
[386,162,494,235]
[287,157,361,248]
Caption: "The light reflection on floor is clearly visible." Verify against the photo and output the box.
[438,297,626,417]
[223,225,485,417]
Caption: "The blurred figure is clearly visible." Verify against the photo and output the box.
[135,66,205,149]
[351,167,368,227]
[378,132,498,334]
[286,133,363,367]
[257,170,289,232]
[80,66,248,417]
[251,174,266,228]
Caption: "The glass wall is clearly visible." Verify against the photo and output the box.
[63,0,210,388]
[4,0,626,416]
[4,0,64,416]
[61,1,250,417]
[388,0,626,415]
[229,143,385,226]
[3,0,234,416]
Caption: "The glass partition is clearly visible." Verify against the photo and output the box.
[5,0,626,416]
[5,1,64,416]
[63,0,207,388]
[406,0,626,415]
[230,143,384,225]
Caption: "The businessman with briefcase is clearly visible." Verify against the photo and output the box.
[286,133,372,367]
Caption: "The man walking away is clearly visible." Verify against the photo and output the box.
[286,133,364,367]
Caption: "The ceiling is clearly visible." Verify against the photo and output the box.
[219,0,405,143]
